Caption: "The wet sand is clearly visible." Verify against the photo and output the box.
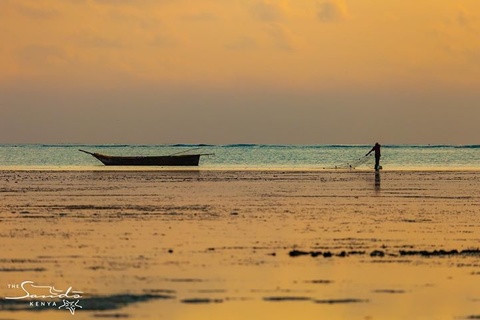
[0,170,479,319]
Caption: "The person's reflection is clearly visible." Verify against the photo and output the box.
[375,171,381,193]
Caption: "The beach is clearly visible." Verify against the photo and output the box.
[1,169,479,319]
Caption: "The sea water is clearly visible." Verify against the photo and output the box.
[0,144,479,170]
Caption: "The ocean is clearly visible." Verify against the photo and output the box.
[0,144,479,170]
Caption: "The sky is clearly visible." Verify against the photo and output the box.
[1,0,479,145]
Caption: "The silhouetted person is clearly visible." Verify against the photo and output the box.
[366,142,381,171]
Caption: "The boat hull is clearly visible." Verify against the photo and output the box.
[93,154,201,166]
[79,149,211,166]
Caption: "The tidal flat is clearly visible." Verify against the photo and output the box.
[0,170,479,319]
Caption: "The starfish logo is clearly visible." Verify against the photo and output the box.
[58,299,83,315]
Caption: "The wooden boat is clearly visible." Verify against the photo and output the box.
[79,149,212,166]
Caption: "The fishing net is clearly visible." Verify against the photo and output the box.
[324,154,373,169]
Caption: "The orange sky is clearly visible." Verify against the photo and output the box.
[1,0,479,144]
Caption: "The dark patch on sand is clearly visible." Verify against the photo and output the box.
[370,260,412,264]
[93,314,130,318]
[288,250,311,257]
[0,267,46,272]
[370,250,385,257]
[81,294,174,311]
[0,294,174,312]
[263,296,312,302]
[314,298,368,304]
[305,280,333,284]
[399,195,472,200]
[399,249,480,257]
[88,265,106,271]
[143,289,176,294]
[193,289,227,293]
[401,219,433,223]
[289,248,480,260]
[373,289,406,294]
[181,298,223,304]
[289,250,360,258]
[0,258,47,264]
[166,278,204,283]
[37,255,82,259]
[0,299,35,311]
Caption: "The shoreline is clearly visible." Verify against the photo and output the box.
[1,166,480,172]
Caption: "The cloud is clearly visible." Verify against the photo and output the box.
[457,6,471,28]
[181,12,219,22]
[150,33,178,48]
[17,45,68,68]
[249,1,295,51]
[225,36,258,51]
[91,0,156,6]
[455,5,479,32]
[317,0,348,23]
[12,2,59,19]
[266,23,296,52]
[75,31,125,49]
[251,1,286,22]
